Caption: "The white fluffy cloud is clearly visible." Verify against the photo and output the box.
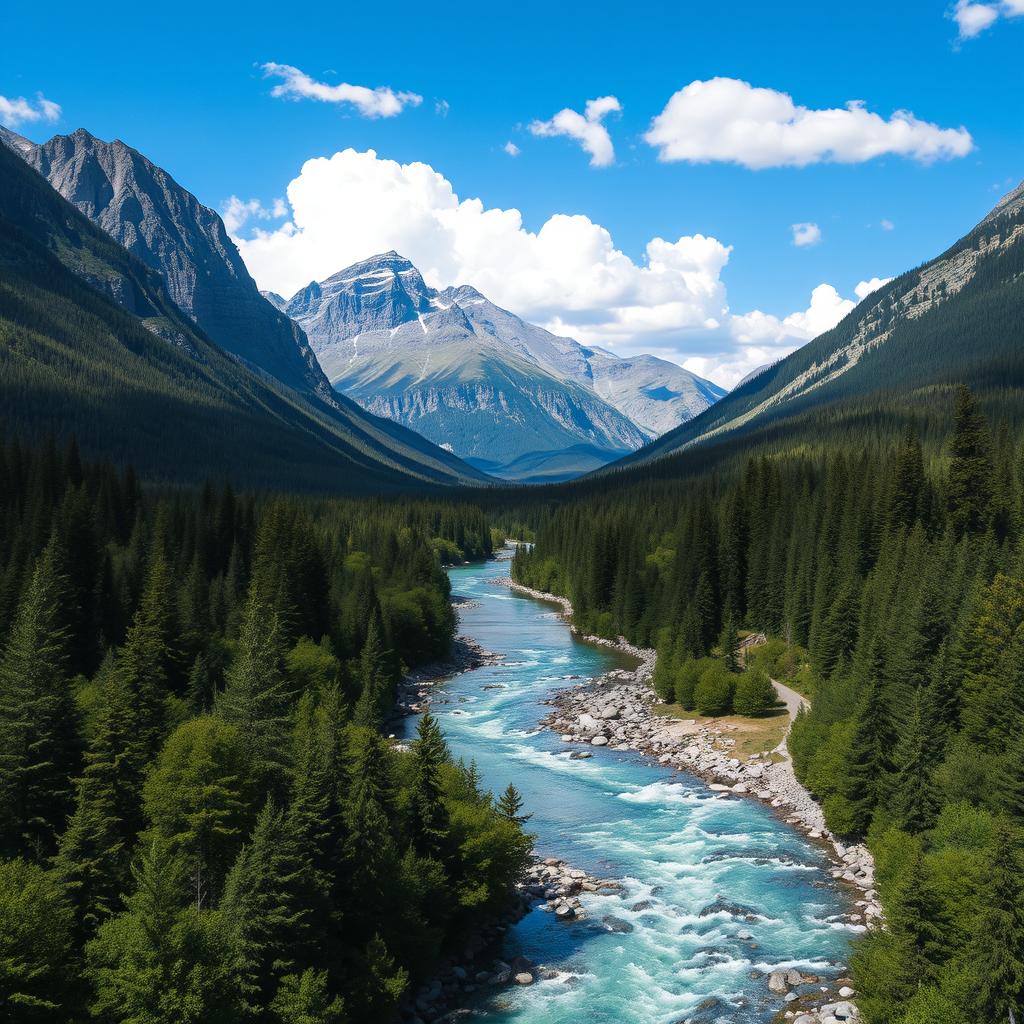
[644,78,974,169]
[953,0,1024,37]
[855,276,893,300]
[261,63,422,118]
[231,147,876,388]
[529,96,621,167]
[792,222,822,247]
[503,141,520,157]
[0,92,61,129]
[221,195,288,234]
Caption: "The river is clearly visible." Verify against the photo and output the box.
[399,553,853,1023]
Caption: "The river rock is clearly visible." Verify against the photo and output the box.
[514,972,534,985]
[767,971,789,993]
[602,915,634,933]
[591,735,609,746]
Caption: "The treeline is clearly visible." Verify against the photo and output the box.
[0,434,529,1023]
[514,386,1024,1023]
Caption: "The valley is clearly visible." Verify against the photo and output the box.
[2,13,1024,1023]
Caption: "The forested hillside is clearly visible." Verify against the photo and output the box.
[513,386,1024,1022]
[0,434,528,1023]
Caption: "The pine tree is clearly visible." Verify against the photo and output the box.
[216,593,294,801]
[352,616,390,730]
[970,821,1024,1022]
[344,732,398,943]
[718,610,740,673]
[0,857,77,1022]
[496,783,532,825]
[221,802,312,1016]
[843,648,894,834]
[410,713,450,861]
[890,424,926,530]
[142,716,253,909]
[889,689,939,833]
[271,968,345,1024]
[947,385,995,538]
[86,839,237,1023]
[356,934,408,1024]
[0,540,80,859]
[54,662,149,936]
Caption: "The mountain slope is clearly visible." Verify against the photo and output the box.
[614,179,1024,471]
[283,252,722,479]
[0,127,486,487]
[0,139,486,491]
[16,128,329,399]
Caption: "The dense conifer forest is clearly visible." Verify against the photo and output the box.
[0,432,529,1023]
[513,385,1024,1022]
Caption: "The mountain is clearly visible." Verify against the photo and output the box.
[613,179,1024,471]
[0,137,487,491]
[580,347,726,436]
[14,128,330,399]
[281,252,723,480]
[733,362,776,390]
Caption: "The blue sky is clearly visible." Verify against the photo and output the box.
[5,0,1023,385]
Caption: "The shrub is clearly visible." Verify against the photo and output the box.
[732,668,777,716]
[675,657,717,710]
[694,664,735,716]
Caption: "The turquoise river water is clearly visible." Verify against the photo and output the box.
[399,554,853,1024]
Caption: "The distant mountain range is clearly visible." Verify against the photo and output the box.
[272,253,725,481]
[613,177,1024,472]
[0,126,487,490]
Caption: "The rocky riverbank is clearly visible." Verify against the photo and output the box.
[495,574,878,1023]
[398,857,620,1024]
[392,635,504,723]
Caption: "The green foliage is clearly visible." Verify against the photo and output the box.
[732,668,776,716]
[0,858,77,1021]
[86,840,238,1023]
[142,716,254,908]
[693,663,735,716]
[271,968,346,1024]
[0,539,79,859]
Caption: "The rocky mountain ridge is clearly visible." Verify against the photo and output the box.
[281,252,724,479]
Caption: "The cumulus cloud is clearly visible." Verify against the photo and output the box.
[434,99,450,117]
[0,92,61,129]
[953,0,1023,37]
[529,96,621,167]
[792,222,822,247]
[880,218,895,231]
[221,195,288,234]
[261,63,422,118]
[229,147,877,388]
[705,277,892,386]
[503,141,520,157]
[644,77,974,169]
[855,276,893,299]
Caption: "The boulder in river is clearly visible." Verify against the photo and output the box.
[602,915,634,933]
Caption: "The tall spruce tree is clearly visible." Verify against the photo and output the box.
[947,385,995,538]
[0,539,79,859]
[216,593,294,801]
[410,713,450,861]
